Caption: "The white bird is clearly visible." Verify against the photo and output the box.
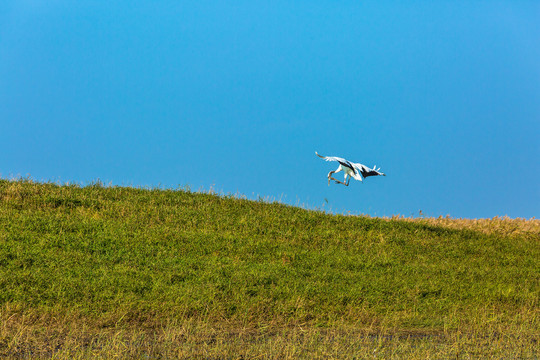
[316,151,386,186]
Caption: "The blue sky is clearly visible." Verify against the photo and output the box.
[1,1,539,218]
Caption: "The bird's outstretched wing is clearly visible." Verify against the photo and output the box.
[352,162,386,178]
[315,151,346,163]
[315,152,356,172]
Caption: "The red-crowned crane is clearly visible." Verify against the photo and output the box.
[316,151,386,186]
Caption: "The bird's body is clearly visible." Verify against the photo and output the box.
[316,152,386,186]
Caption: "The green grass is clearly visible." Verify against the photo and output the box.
[0,178,538,358]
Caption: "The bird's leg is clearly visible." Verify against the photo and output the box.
[334,172,351,186]
[336,174,350,186]
[327,171,339,186]
[333,179,348,186]
[328,166,343,185]
[329,174,346,185]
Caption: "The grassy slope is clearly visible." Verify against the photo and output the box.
[0,179,539,358]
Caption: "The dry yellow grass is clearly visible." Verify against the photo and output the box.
[2,305,538,359]
[377,215,540,238]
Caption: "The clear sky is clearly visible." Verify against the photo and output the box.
[1,1,539,219]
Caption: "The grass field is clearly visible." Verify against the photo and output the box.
[0,178,538,358]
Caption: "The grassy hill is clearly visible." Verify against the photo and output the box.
[0,179,538,358]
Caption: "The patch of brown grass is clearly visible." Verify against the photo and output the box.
[379,215,540,238]
[1,305,538,359]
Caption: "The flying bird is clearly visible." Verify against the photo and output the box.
[316,152,386,186]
